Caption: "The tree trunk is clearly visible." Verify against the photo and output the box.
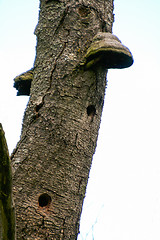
[0,124,15,240]
[11,1,114,239]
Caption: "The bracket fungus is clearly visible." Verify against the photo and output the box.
[83,32,133,69]
[13,68,33,96]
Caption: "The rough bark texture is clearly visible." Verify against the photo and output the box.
[0,124,15,240]
[11,1,114,239]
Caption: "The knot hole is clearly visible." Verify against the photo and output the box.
[38,193,51,207]
[87,105,96,117]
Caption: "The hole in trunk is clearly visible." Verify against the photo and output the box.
[87,105,96,117]
[78,6,91,17]
[38,193,51,207]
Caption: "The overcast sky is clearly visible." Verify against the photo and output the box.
[0,1,160,239]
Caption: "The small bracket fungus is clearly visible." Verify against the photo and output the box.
[13,68,33,96]
[83,32,133,69]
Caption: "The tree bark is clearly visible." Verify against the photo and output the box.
[11,1,114,239]
[0,124,15,240]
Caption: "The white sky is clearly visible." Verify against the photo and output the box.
[0,1,160,239]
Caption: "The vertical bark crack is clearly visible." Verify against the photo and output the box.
[49,41,67,92]
[53,6,70,36]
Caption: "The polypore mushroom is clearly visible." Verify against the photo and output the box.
[83,32,133,69]
[13,68,33,96]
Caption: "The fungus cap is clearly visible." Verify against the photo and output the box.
[84,32,134,69]
[14,68,33,96]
